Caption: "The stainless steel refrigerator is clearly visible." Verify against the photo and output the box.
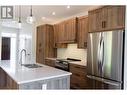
[87,30,124,89]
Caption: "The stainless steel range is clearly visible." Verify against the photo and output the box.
[55,58,81,71]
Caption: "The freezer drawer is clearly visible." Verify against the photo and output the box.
[87,75,122,89]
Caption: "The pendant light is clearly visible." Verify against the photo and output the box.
[18,6,22,28]
[26,5,35,24]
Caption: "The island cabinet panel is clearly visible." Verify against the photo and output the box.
[88,6,125,32]
[77,16,88,48]
[0,67,7,89]
[36,24,56,64]
[69,64,89,89]
[6,74,19,89]
[19,76,70,89]
[0,68,18,89]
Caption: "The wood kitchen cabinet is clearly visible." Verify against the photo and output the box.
[54,23,67,48]
[89,6,125,32]
[45,59,56,67]
[0,67,18,89]
[0,67,6,89]
[54,18,77,44]
[69,64,88,89]
[64,18,77,43]
[6,74,18,89]
[77,16,88,48]
[36,24,56,64]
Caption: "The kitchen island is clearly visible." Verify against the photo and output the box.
[0,60,71,89]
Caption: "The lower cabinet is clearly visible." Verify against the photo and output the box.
[6,74,18,89]
[69,63,89,89]
[0,67,6,89]
[0,67,18,89]
[45,59,56,67]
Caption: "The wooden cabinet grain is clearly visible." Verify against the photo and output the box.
[36,24,56,64]
[0,67,18,89]
[77,16,88,48]
[54,24,67,48]
[69,64,88,89]
[89,6,125,32]
[0,67,6,89]
[6,74,18,89]
[54,18,77,44]
[45,59,56,67]
[64,18,77,43]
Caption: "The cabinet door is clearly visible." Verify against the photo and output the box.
[65,18,77,43]
[59,22,66,43]
[88,9,102,32]
[77,16,88,48]
[54,24,67,48]
[36,26,45,64]
[88,6,125,32]
[106,6,125,30]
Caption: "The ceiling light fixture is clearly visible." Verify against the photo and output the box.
[42,17,46,20]
[26,5,35,24]
[67,5,70,9]
[52,12,56,15]
[18,6,22,29]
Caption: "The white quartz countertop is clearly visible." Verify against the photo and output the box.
[0,60,71,84]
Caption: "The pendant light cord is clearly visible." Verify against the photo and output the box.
[19,5,21,23]
[30,5,33,16]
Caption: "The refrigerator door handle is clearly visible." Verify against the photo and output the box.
[97,33,104,74]
[101,35,104,72]
[97,34,101,73]
[87,75,121,86]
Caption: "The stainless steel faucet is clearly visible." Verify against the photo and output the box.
[19,49,26,65]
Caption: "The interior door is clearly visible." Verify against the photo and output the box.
[1,37,11,60]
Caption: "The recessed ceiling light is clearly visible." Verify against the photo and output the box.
[42,17,46,20]
[52,12,56,15]
[67,5,70,9]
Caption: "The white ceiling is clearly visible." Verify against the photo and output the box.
[1,5,99,28]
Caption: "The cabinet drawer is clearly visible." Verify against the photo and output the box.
[71,75,88,89]
[45,59,55,67]
[69,64,86,76]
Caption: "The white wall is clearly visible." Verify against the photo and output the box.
[57,44,87,64]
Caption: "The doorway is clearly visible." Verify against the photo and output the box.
[1,33,17,60]
[1,37,11,60]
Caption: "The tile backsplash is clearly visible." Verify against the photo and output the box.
[57,44,87,63]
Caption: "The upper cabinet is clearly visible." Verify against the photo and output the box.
[77,16,88,49]
[88,6,125,32]
[64,18,77,43]
[54,18,77,44]
[54,23,67,48]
